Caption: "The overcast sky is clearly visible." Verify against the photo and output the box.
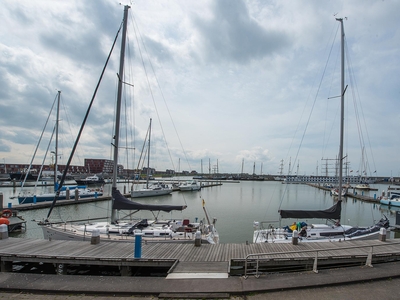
[1,0,399,177]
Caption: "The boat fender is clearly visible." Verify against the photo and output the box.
[1,209,12,218]
[0,218,10,225]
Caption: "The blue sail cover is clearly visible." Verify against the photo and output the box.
[112,187,187,212]
[279,201,341,219]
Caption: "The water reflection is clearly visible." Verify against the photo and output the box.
[1,180,397,243]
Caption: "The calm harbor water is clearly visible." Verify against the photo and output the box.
[0,179,398,243]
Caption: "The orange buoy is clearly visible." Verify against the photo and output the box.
[0,218,10,225]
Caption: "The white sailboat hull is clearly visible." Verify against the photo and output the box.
[41,219,219,244]
[131,188,173,198]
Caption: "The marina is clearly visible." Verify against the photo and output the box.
[1,179,400,243]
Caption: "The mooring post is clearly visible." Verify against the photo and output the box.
[292,230,298,245]
[379,227,387,242]
[194,230,201,247]
[74,188,79,201]
[0,224,8,240]
[134,233,144,258]
[91,229,100,244]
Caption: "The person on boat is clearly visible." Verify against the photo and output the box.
[293,221,307,237]
[283,222,297,233]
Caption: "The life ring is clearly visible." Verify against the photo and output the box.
[1,209,12,218]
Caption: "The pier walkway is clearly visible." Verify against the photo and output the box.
[0,236,400,298]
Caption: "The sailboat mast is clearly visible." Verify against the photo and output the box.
[112,5,129,190]
[146,118,152,189]
[111,5,129,223]
[54,90,60,188]
[336,17,345,202]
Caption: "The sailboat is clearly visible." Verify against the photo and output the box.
[253,18,388,244]
[39,6,219,244]
[130,119,173,198]
[18,91,102,204]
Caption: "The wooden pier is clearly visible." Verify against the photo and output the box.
[307,183,382,203]
[0,235,399,277]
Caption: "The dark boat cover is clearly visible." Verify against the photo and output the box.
[279,201,341,219]
[111,187,187,212]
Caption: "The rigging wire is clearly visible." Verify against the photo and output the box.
[130,11,192,172]
[19,93,57,193]
[345,42,377,176]
[46,17,124,220]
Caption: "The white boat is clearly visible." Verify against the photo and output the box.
[42,188,219,244]
[253,19,389,244]
[131,181,173,197]
[39,6,219,245]
[130,119,173,198]
[75,174,105,185]
[355,183,371,190]
[179,180,201,191]
[18,186,103,204]
[253,217,389,243]
[380,198,400,207]
[330,186,347,197]
[380,191,400,207]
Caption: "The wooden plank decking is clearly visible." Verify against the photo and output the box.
[1,237,400,269]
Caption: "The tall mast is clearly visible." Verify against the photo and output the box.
[54,90,60,188]
[111,5,129,222]
[112,5,129,189]
[336,17,345,202]
[146,118,152,189]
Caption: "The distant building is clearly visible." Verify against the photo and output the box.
[84,158,122,174]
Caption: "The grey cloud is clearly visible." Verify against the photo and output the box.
[193,0,291,64]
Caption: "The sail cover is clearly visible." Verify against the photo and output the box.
[112,187,187,212]
[279,201,341,219]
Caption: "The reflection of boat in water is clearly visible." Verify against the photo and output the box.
[330,187,347,197]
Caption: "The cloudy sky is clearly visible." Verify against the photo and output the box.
[1,0,399,177]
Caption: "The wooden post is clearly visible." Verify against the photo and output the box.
[1,261,12,272]
[120,266,132,276]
